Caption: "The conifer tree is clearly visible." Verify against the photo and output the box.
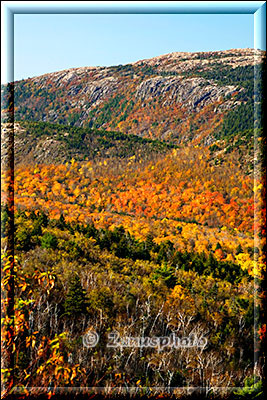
[64,275,89,317]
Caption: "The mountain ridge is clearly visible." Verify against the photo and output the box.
[1,48,264,158]
[12,47,264,82]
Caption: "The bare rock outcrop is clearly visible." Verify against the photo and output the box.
[135,76,237,111]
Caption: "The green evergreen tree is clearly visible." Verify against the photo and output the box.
[41,232,58,250]
[1,204,9,238]
[215,242,222,250]
[236,244,243,255]
[152,263,177,289]
[64,275,89,317]
[145,232,155,251]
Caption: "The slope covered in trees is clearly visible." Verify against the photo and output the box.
[1,209,259,393]
[2,121,176,166]
[1,141,264,283]
[1,48,266,398]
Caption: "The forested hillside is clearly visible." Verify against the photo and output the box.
[1,121,176,166]
[1,48,266,398]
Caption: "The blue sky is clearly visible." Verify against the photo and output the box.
[14,13,254,81]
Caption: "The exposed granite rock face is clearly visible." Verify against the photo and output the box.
[1,124,12,168]
[29,137,67,164]
[135,76,237,111]
[31,66,103,87]
[1,123,67,166]
[80,77,118,103]
[134,48,264,73]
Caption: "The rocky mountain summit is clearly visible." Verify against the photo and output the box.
[134,48,263,71]
[1,48,265,145]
